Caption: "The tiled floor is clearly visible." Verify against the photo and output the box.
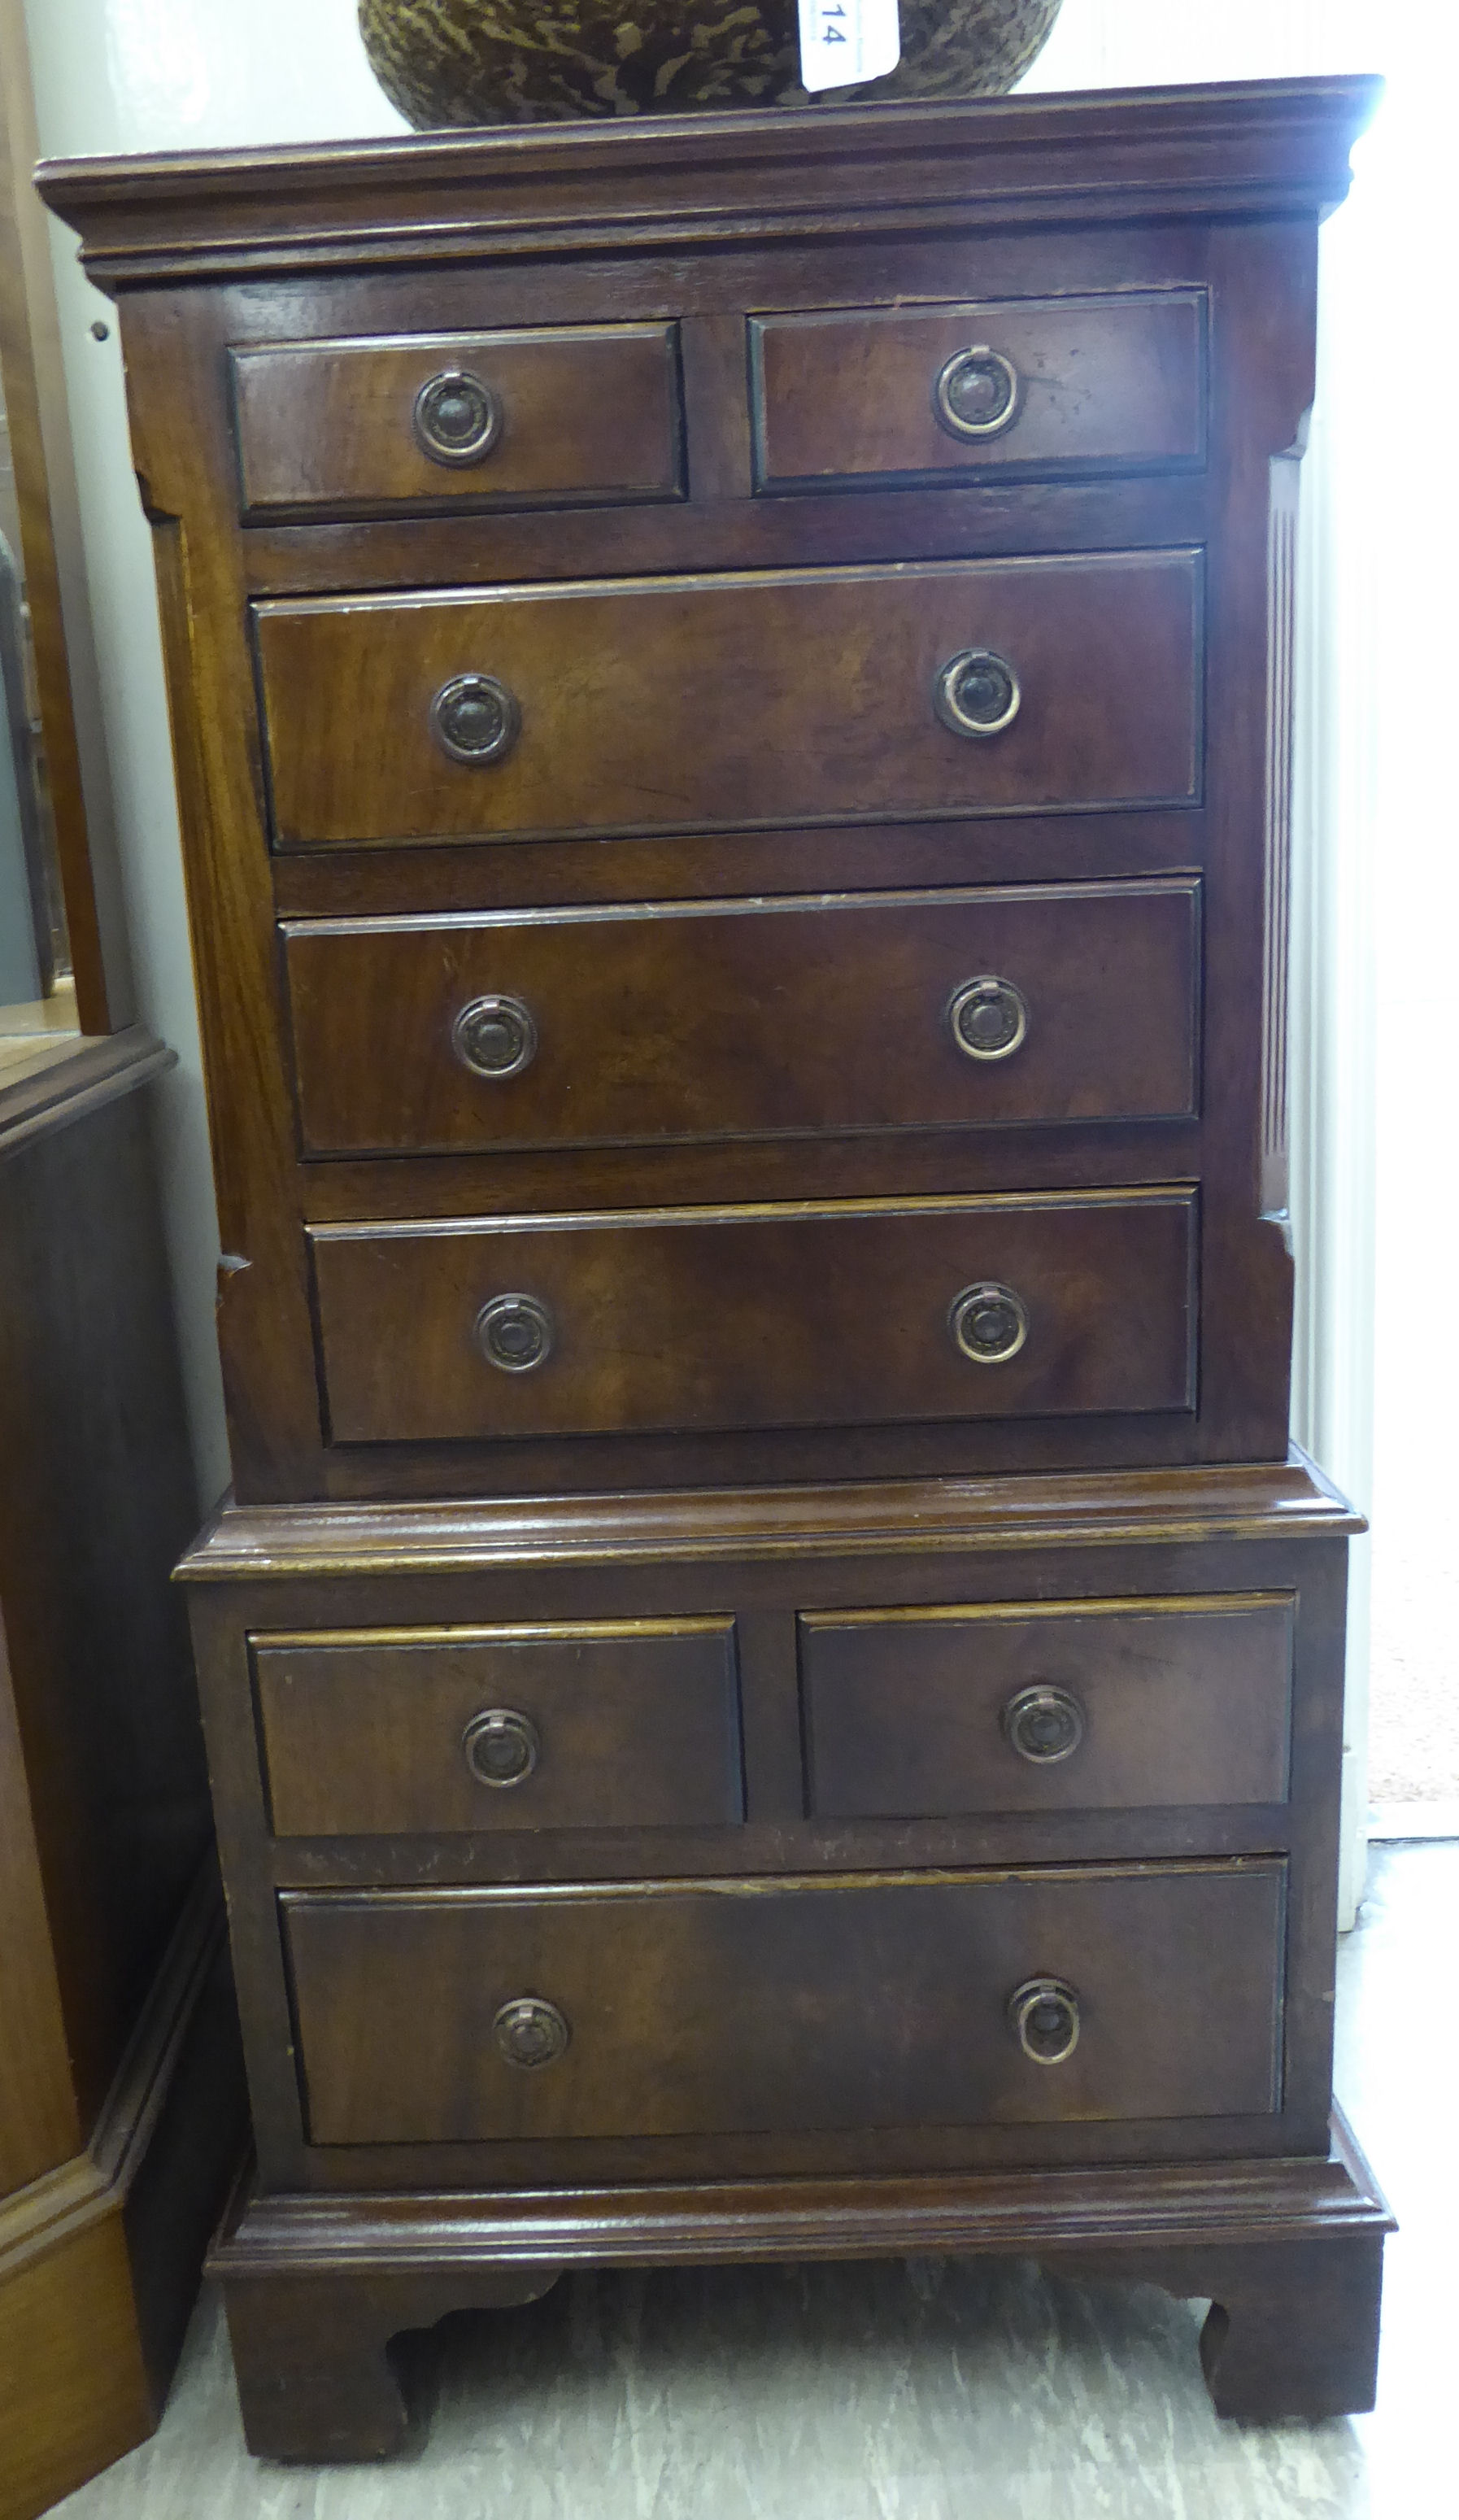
[56,1843,1456,2519]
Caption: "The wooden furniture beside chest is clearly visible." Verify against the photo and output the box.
[0,1040,246,2520]
[41,75,1389,2457]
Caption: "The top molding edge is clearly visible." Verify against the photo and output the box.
[175,1450,1364,1584]
[37,76,1382,294]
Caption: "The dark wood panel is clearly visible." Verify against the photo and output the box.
[241,472,1213,596]
[751,292,1205,490]
[37,81,1379,287]
[800,1591,1293,1820]
[208,2120,1389,2451]
[254,1618,743,1836]
[178,1452,1362,1587]
[255,552,1202,848]
[284,878,1200,1158]
[0,1601,80,2196]
[0,1051,211,2126]
[269,808,1212,921]
[179,1476,1350,2198]
[231,322,683,518]
[283,1862,1286,2144]
[308,1188,1198,1445]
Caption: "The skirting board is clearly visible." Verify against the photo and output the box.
[0,1864,248,2520]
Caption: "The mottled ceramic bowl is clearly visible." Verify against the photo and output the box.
[360,0,1064,128]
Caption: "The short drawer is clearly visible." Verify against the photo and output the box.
[308,1188,1197,1445]
[253,1618,743,1837]
[254,550,1201,848]
[230,323,682,517]
[751,291,1205,490]
[800,1593,1294,1820]
[283,878,1201,1158]
[283,1861,1286,2144]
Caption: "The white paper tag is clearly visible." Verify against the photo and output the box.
[798,0,901,94]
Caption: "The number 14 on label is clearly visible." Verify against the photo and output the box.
[798,0,900,94]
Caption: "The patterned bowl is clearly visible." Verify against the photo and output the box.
[359,0,1064,128]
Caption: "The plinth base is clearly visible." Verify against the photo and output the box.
[211,2105,1391,2458]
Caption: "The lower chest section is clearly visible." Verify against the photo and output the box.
[189,1469,1349,2189]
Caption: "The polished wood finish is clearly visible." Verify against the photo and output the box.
[800,1593,1294,1819]
[177,1450,1365,1579]
[285,1862,1285,2147]
[255,552,1200,848]
[309,1188,1197,1445]
[232,321,684,518]
[0,1873,247,2520]
[45,81,1384,2447]
[209,2106,1391,2456]
[0,1602,78,2198]
[285,879,1200,1157]
[751,292,1206,490]
[0,1042,246,2517]
[255,1617,744,1837]
[40,83,1366,1499]
[176,1454,1351,2191]
[0,1041,207,2121]
[0,2211,152,2520]
[41,81,1378,287]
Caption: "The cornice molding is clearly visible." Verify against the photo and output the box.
[38,77,1381,293]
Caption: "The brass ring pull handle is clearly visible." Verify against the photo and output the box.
[1002,1685,1086,1765]
[493,1996,570,2070]
[1008,1977,1081,2066]
[462,1707,541,1788]
[413,368,503,467]
[949,1281,1029,1366]
[934,648,1021,740]
[476,1292,554,1373]
[933,344,1021,442]
[452,994,538,1080]
[430,672,520,765]
[949,974,1028,1062]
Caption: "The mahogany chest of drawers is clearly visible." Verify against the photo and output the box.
[43,75,1389,2455]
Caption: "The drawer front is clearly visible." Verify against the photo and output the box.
[255,552,1201,848]
[230,324,682,516]
[284,1862,1286,2144]
[309,1188,1197,1445]
[800,1594,1294,1820]
[751,292,1205,490]
[254,1618,743,1838]
[285,879,1200,1158]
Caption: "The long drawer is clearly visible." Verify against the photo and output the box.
[307,1188,1198,1445]
[284,879,1201,1158]
[255,551,1202,848]
[800,1593,1294,1819]
[283,1862,1287,2144]
[254,1617,744,1838]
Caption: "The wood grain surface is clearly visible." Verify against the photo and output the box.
[255,1618,744,1837]
[255,552,1203,847]
[800,1592,1294,1819]
[232,321,683,517]
[282,1861,1286,2146]
[308,1188,1198,1445]
[751,290,1205,489]
[284,879,1200,1157]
